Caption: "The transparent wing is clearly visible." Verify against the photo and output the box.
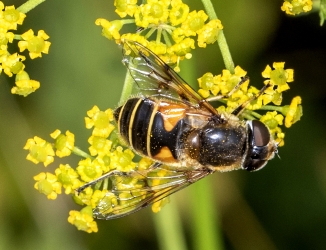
[121,40,219,115]
[93,166,213,220]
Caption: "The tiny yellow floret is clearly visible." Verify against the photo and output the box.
[24,136,55,167]
[68,206,98,233]
[50,129,75,157]
[12,71,40,97]
[34,172,62,199]
[55,164,81,194]
[18,29,51,59]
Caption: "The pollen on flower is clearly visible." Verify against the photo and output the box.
[68,206,98,233]
[34,172,62,199]
[24,136,55,167]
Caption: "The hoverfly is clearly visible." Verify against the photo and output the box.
[78,40,278,220]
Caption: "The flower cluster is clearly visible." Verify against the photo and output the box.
[281,0,313,16]
[197,62,302,146]
[24,105,170,233]
[96,0,223,71]
[0,1,51,96]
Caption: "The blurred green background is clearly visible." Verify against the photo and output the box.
[1,0,326,249]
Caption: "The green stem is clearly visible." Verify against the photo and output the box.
[201,0,235,73]
[72,147,92,159]
[121,19,135,25]
[259,105,284,112]
[152,199,187,250]
[189,178,224,250]
[14,35,22,40]
[17,0,46,14]
[119,71,134,104]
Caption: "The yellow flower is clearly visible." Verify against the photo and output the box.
[18,29,51,59]
[197,19,223,48]
[262,62,294,93]
[50,129,75,157]
[181,10,208,36]
[68,206,98,233]
[135,0,170,28]
[0,27,14,46]
[147,41,167,56]
[281,0,312,15]
[260,111,284,130]
[169,0,189,26]
[75,186,93,206]
[0,5,26,30]
[34,172,62,200]
[261,85,283,106]
[55,164,81,194]
[109,146,137,172]
[11,71,40,97]
[283,96,303,128]
[88,135,112,156]
[114,0,138,18]
[168,37,195,58]
[138,157,153,170]
[91,189,109,209]
[95,192,118,215]
[95,19,122,41]
[24,136,55,167]
[85,106,115,138]
[1,53,25,77]
[272,126,285,147]
[197,72,216,98]
[77,158,103,183]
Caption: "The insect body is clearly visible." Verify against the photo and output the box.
[115,97,256,172]
[79,40,278,220]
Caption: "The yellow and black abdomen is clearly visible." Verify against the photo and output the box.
[114,98,187,164]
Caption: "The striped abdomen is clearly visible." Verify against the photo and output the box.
[114,98,187,164]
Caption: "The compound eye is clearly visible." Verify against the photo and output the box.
[252,120,270,146]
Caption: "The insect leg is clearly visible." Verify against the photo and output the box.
[76,170,130,194]
[231,81,272,116]
[206,76,249,102]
